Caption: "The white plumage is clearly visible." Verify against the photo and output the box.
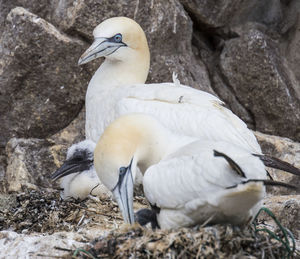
[86,81,261,153]
[59,140,110,200]
[94,114,267,229]
[53,16,262,199]
[143,141,266,228]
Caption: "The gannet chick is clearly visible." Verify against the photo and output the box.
[94,114,299,229]
[52,140,110,200]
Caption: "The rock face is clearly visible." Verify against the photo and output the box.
[1,0,299,149]
[285,3,300,86]
[4,138,65,193]
[0,1,300,256]
[0,7,91,149]
[0,230,84,258]
[181,0,300,141]
[255,132,300,195]
[263,195,300,239]
[220,25,300,140]
[180,0,245,28]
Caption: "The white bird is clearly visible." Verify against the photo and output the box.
[53,140,110,199]
[51,17,300,199]
[94,114,298,229]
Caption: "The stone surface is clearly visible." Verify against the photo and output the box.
[0,0,54,34]
[185,0,300,140]
[255,131,300,195]
[48,106,85,146]
[284,3,300,85]
[220,24,300,141]
[0,230,85,258]
[49,0,213,93]
[0,7,92,149]
[179,0,244,28]
[262,195,300,239]
[4,138,65,193]
[180,0,288,31]
[0,156,6,193]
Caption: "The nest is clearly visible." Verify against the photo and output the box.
[0,188,125,234]
[1,188,298,258]
[63,223,297,259]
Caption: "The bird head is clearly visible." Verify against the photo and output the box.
[51,140,96,182]
[94,114,170,225]
[78,17,150,65]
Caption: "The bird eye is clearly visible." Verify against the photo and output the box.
[114,34,122,43]
[119,167,126,175]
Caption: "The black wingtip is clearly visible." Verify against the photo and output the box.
[214,150,246,178]
[227,179,299,191]
[254,154,300,177]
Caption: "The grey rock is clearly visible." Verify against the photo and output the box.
[255,131,300,195]
[180,0,284,31]
[262,195,300,239]
[284,5,300,85]
[179,0,244,28]
[4,138,65,193]
[0,156,7,193]
[47,106,85,146]
[0,231,84,258]
[49,0,213,93]
[211,69,255,127]
[220,25,300,141]
[0,0,55,35]
[0,193,17,214]
[0,7,93,148]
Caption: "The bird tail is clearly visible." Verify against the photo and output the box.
[212,151,299,224]
[253,154,300,177]
[214,150,300,190]
[216,178,299,225]
[214,181,265,224]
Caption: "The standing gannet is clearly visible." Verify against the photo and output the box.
[52,17,300,199]
[94,114,298,229]
[77,17,259,151]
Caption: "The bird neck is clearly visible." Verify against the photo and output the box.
[94,114,194,185]
[89,48,150,91]
[95,115,168,175]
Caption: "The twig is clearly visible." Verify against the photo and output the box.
[77,213,85,227]
[36,254,66,258]
[71,203,123,220]
[54,246,73,252]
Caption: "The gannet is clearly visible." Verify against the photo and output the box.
[94,114,298,229]
[52,17,300,199]
[52,140,110,199]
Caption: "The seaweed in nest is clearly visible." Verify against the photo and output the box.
[68,207,298,259]
[0,187,122,234]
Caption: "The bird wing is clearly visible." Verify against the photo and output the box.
[115,82,261,153]
[143,142,265,211]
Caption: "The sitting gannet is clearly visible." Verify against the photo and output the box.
[94,114,298,229]
[52,17,300,199]
[52,140,110,199]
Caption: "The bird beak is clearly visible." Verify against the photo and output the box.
[51,158,93,181]
[112,162,135,224]
[78,37,126,65]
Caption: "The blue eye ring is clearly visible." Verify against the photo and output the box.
[114,33,122,43]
